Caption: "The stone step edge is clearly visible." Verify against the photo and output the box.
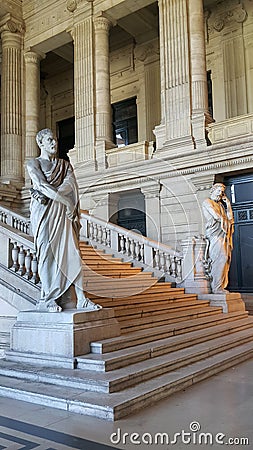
[2,330,253,395]
[0,342,253,420]
[77,318,253,371]
[90,312,249,353]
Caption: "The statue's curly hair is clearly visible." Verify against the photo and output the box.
[36,128,53,147]
[210,183,225,195]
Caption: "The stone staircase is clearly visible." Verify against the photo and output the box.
[1,241,253,420]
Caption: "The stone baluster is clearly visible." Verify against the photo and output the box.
[135,241,140,261]
[130,239,135,259]
[102,227,107,245]
[11,242,19,271]
[97,225,103,243]
[106,229,111,247]
[189,0,212,146]
[89,221,94,240]
[155,249,160,269]
[160,252,165,272]
[125,237,130,256]
[93,223,98,241]
[165,254,172,275]
[171,257,176,278]
[0,15,24,182]
[140,244,144,263]
[119,234,125,253]
[24,249,32,279]
[17,245,25,276]
[31,253,39,284]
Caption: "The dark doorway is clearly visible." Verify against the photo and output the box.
[225,175,253,292]
[110,190,146,236]
[57,117,75,161]
[112,97,138,147]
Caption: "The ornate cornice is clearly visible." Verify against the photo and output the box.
[0,14,24,35]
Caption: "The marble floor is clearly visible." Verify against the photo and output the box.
[0,358,253,450]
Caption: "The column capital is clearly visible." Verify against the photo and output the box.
[24,50,45,65]
[141,182,161,198]
[0,13,25,35]
[93,13,113,32]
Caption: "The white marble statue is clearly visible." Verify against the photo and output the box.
[27,128,101,312]
[202,183,234,294]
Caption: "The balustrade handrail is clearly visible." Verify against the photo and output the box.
[80,212,182,258]
[0,205,30,235]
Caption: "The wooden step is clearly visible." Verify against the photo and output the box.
[119,306,223,332]
[93,294,197,308]
[112,300,211,318]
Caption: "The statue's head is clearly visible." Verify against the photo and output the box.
[210,183,225,202]
[36,128,57,157]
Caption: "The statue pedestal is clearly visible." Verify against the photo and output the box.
[5,309,121,368]
[198,292,246,314]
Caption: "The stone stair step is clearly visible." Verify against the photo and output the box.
[77,317,253,371]
[2,328,253,394]
[119,306,223,332]
[1,340,253,420]
[90,311,248,353]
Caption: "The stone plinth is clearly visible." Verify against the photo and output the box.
[198,292,246,314]
[6,309,121,368]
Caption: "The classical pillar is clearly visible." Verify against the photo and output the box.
[154,0,193,152]
[0,15,24,183]
[189,0,212,147]
[141,184,161,241]
[70,18,96,167]
[94,14,114,153]
[24,51,44,181]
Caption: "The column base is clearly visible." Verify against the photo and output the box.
[198,292,246,313]
[6,309,121,368]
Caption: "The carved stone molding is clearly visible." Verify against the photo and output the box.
[135,40,159,62]
[0,14,25,35]
[66,0,77,12]
[207,3,247,34]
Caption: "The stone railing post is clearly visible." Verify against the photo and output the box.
[181,237,211,294]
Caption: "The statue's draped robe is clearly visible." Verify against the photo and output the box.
[202,198,234,293]
[29,159,82,303]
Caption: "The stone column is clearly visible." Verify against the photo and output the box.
[189,0,212,147]
[141,184,161,241]
[94,14,113,145]
[24,51,44,182]
[0,15,24,183]
[70,18,96,168]
[154,0,193,152]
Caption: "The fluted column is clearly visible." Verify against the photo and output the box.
[189,0,212,146]
[0,15,24,182]
[154,0,193,152]
[71,18,96,166]
[94,14,113,147]
[24,51,44,170]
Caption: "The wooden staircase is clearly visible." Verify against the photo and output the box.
[1,241,253,420]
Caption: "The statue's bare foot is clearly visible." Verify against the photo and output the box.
[47,300,62,312]
[76,297,102,310]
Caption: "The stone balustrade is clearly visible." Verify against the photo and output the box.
[106,141,154,167]
[0,206,30,235]
[207,113,253,145]
[80,212,183,282]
